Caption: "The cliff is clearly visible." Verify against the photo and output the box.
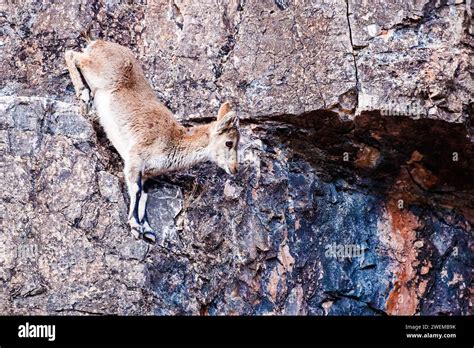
[1,0,472,315]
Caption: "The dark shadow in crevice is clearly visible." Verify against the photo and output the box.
[255,110,474,222]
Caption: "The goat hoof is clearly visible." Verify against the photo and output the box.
[78,89,92,114]
[142,231,156,243]
[80,88,90,103]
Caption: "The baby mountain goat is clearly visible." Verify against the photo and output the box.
[65,35,240,243]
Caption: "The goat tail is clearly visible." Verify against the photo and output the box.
[80,23,95,43]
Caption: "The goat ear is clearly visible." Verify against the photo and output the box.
[216,111,237,134]
[217,101,231,121]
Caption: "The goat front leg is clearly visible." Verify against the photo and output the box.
[124,162,156,243]
[125,162,144,239]
[137,179,156,243]
[65,50,92,114]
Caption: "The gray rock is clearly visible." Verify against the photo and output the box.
[97,171,122,203]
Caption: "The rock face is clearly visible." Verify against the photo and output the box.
[1,0,472,315]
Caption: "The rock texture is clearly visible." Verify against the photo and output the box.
[1,0,472,315]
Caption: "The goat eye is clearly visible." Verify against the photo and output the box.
[225,141,233,149]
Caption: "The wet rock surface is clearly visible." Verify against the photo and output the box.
[1,0,472,315]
